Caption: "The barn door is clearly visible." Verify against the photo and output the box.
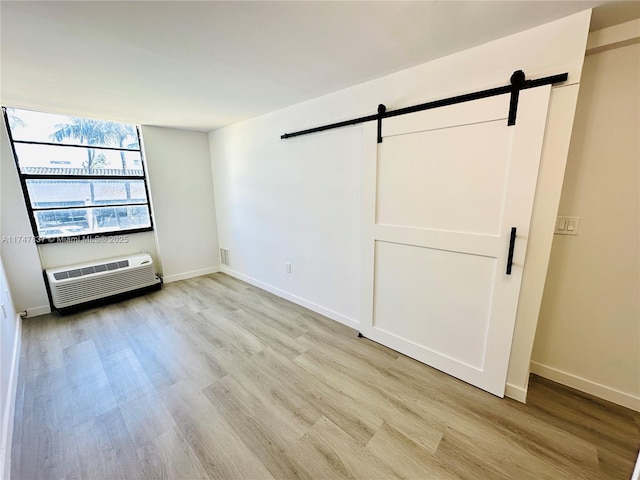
[360,86,551,397]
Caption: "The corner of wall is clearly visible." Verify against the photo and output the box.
[505,82,585,397]
[530,362,640,412]
[142,126,220,282]
[530,38,640,409]
[505,382,528,404]
[221,266,360,331]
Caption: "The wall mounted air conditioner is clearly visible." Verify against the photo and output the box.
[46,253,162,313]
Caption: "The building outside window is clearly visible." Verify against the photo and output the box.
[2,107,153,242]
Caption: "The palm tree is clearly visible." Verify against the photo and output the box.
[103,122,138,200]
[50,118,116,171]
[50,117,120,230]
[50,117,140,230]
[5,108,26,130]
[104,122,138,170]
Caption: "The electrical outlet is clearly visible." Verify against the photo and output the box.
[285,263,292,273]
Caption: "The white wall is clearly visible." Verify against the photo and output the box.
[532,41,640,411]
[211,122,362,326]
[1,121,50,315]
[37,231,158,270]
[210,11,592,400]
[0,255,20,480]
[142,126,219,283]
[0,132,22,479]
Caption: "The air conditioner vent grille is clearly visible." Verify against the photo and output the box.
[53,259,130,280]
[46,254,160,309]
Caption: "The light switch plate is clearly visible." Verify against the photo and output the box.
[555,216,580,236]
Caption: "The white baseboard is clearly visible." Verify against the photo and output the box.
[162,266,221,284]
[505,382,528,403]
[1,313,23,480]
[632,450,640,480]
[530,361,640,412]
[631,452,640,480]
[220,267,360,331]
[24,305,50,318]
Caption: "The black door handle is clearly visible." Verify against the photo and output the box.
[506,227,517,275]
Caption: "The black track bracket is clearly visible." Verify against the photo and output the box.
[377,104,386,144]
[508,70,526,126]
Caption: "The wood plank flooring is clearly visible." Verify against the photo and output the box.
[11,273,640,479]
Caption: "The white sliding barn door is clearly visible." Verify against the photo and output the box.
[360,87,551,397]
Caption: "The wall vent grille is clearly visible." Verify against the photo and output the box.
[220,248,230,266]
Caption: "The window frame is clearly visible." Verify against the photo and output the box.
[2,107,155,244]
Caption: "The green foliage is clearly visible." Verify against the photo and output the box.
[50,117,138,171]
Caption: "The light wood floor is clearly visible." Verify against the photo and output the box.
[11,273,640,480]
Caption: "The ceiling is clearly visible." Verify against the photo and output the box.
[1,1,638,131]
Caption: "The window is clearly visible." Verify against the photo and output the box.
[3,107,153,243]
